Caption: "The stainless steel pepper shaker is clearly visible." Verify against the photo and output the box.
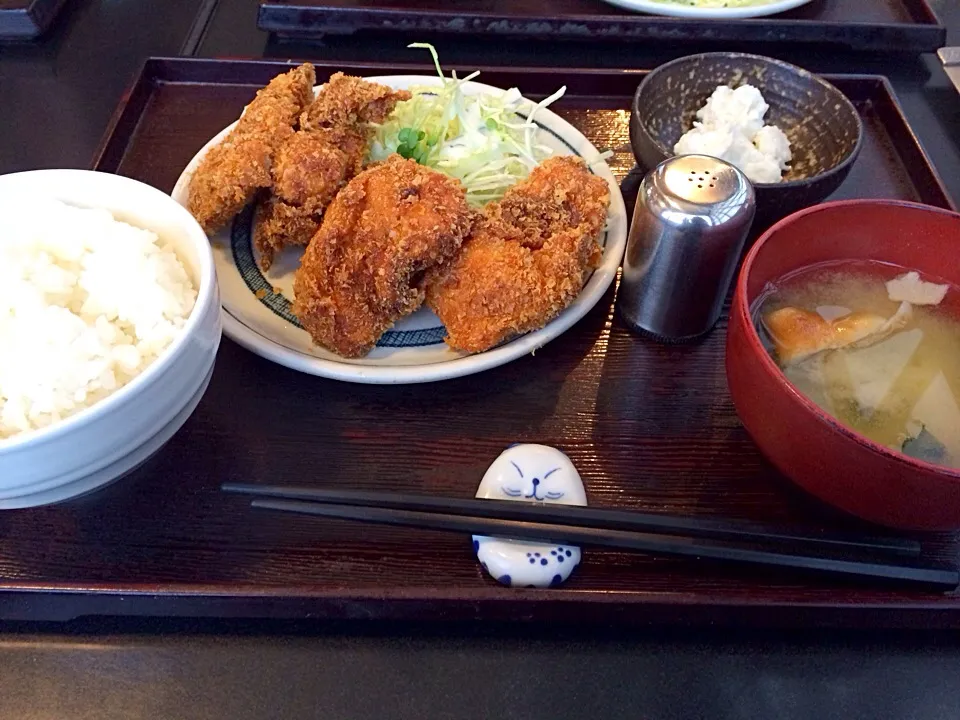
[617,155,756,342]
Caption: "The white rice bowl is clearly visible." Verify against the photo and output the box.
[0,197,198,439]
[0,169,220,508]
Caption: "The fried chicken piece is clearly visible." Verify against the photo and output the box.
[254,197,321,263]
[253,77,410,270]
[187,64,316,234]
[301,72,411,130]
[273,127,367,212]
[254,127,368,269]
[293,155,474,358]
[426,156,610,354]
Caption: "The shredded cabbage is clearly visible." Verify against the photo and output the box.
[368,43,566,207]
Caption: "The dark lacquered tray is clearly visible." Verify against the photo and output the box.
[5,57,956,627]
[256,0,947,52]
[0,0,66,39]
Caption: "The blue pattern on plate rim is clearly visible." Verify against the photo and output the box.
[228,116,608,350]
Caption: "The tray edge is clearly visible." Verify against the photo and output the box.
[255,1,947,52]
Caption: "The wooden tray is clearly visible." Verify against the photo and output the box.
[7,57,956,627]
[0,0,66,39]
[256,0,947,52]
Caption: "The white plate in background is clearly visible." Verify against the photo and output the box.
[599,0,813,19]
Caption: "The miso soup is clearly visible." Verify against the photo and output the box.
[753,260,960,470]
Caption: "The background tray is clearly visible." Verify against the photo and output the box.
[257,0,947,52]
[10,57,956,627]
[0,0,66,39]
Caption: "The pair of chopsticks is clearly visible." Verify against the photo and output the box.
[222,484,959,589]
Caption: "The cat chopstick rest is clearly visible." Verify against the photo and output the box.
[473,444,587,588]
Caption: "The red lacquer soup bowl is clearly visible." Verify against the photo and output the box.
[726,199,960,531]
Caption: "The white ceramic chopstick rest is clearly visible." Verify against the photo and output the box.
[473,444,587,588]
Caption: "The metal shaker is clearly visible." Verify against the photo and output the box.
[617,155,756,342]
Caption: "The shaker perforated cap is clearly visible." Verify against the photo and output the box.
[657,155,749,207]
[617,155,756,342]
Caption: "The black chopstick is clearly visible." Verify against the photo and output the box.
[244,498,958,589]
[221,484,921,558]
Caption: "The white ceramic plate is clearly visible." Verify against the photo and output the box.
[171,75,627,384]
[599,0,812,19]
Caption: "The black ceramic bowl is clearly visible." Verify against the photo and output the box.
[630,52,863,233]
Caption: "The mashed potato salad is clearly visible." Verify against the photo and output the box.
[674,84,792,184]
[0,198,197,439]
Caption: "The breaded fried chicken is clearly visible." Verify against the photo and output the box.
[426,156,610,354]
[273,127,367,212]
[253,76,411,270]
[254,197,323,257]
[301,72,412,130]
[253,127,367,268]
[187,64,315,234]
[293,155,474,358]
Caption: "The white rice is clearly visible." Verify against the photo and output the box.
[0,197,197,440]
